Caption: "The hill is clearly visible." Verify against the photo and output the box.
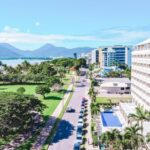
[0,43,93,58]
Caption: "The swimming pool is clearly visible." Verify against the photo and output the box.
[101,111,122,127]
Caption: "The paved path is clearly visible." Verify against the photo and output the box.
[48,76,88,150]
[31,84,73,150]
[84,79,99,150]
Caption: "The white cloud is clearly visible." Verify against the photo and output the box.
[0,26,150,45]
[35,21,40,27]
[3,26,19,33]
[0,26,101,44]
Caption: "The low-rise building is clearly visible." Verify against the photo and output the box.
[99,78,131,94]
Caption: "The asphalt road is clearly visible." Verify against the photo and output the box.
[48,76,89,150]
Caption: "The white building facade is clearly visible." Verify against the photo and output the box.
[91,49,99,64]
[131,39,150,110]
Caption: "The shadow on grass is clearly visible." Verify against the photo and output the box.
[45,96,62,100]
[59,89,73,94]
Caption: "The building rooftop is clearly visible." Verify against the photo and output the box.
[100,78,130,83]
[120,102,136,116]
[137,38,150,46]
[101,81,129,88]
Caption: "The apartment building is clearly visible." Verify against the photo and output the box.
[131,39,150,110]
[91,49,99,64]
[99,46,132,68]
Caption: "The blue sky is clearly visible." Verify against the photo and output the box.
[0,0,150,50]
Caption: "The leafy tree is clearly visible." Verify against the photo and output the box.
[75,58,86,69]
[146,133,150,143]
[89,64,94,71]
[51,58,75,68]
[17,87,26,94]
[0,92,45,138]
[46,76,62,87]
[35,85,50,99]
[21,60,31,71]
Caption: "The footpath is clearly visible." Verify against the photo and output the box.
[85,79,99,150]
[31,84,73,150]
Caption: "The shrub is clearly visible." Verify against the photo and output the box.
[82,137,87,144]
[92,134,99,146]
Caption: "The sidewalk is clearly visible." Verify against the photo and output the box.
[31,84,73,150]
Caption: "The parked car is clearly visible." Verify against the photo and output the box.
[77,122,83,128]
[73,143,80,150]
[78,118,83,123]
[81,107,85,111]
[79,114,83,119]
[82,79,86,82]
[66,107,75,113]
[76,133,82,144]
[80,109,84,114]
[81,102,86,107]
[77,126,82,134]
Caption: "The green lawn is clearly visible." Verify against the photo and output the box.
[0,78,70,118]
[0,77,71,149]
[96,96,131,104]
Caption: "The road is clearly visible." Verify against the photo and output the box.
[48,76,89,150]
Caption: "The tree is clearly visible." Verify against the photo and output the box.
[129,106,150,135]
[125,124,143,149]
[0,61,3,66]
[0,92,45,138]
[73,53,77,59]
[46,76,63,88]
[90,102,100,116]
[35,85,50,99]
[100,129,122,149]
[146,133,150,143]
[88,85,94,98]
[22,61,31,70]
[17,87,26,94]
[92,92,96,102]
[89,64,94,72]
[75,58,86,69]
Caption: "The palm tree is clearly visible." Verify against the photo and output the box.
[146,133,150,143]
[125,124,143,150]
[129,106,150,135]
[21,60,31,71]
[90,102,100,116]
[91,92,96,102]
[88,84,94,98]
[100,129,122,149]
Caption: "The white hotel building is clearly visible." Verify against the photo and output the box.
[131,39,150,110]
[120,39,150,143]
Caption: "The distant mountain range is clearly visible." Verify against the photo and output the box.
[0,43,94,58]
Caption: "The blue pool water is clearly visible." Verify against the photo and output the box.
[101,111,122,127]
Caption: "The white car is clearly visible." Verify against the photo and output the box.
[78,118,83,124]
[76,134,82,144]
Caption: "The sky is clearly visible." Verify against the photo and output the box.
[0,0,150,50]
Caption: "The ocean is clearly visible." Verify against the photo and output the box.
[0,59,50,67]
